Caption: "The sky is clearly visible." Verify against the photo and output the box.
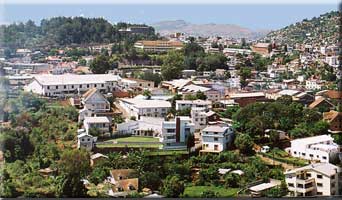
[0,1,339,30]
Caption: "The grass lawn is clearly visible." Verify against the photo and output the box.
[184,186,239,197]
[96,136,162,148]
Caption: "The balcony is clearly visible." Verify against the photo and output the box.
[296,178,315,184]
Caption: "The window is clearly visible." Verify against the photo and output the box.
[331,183,335,187]
[317,183,323,187]
[56,86,58,89]
[47,86,50,89]
[317,192,322,195]
[317,174,323,179]
[288,183,294,187]
[214,137,218,141]
[307,173,311,178]
[72,85,74,89]
[64,85,66,89]
[94,84,97,87]
[294,151,297,154]
[101,84,104,87]
[309,154,313,157]
[80,85,82,88]
[322,156,327,160]
[87,84,89,88]
[302,153,306,156]
[331,175,335,179]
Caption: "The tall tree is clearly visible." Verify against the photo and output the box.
[161,50,184,80]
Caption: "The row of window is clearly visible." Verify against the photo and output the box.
[293,151,327,160]
[47,83,106,90]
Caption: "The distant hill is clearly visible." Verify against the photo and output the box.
[263,11,338,46]
[151,20,269,39]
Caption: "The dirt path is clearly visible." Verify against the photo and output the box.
[257,154,296,170]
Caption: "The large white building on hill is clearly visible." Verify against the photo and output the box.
[24,74,121,97]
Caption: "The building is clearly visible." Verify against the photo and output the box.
[121,78,154,89]
[175,99,212,111]
[160,116,195,149]
[287,135,340,163]
[227,92,266,107]
[323,110,342,133]
[285,163,342,197]
[118,26,151,34]
[249,179,282,197]
[77,133,97,150]
[78,88,111,121]
[251,43,272,56]
[108,169,139,197]
[306,79,325,90]
[191,107,208,130]
[119,98,171,119]
[200,125,234,153]
[83,116,111,134]
[25,74,121,97]
[116,116,163,137]
[134,40,183,52]
[180,84,222,102]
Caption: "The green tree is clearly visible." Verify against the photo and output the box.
[186,133,195,153]
[161,50,184,80]
[239,67,252,88]
[143,90,152,100]
[224,173,240,188]
[56,149,90,197]
[201,190,218,198]
[234,134,254,154]
[161,175,185,198]
[195,91,207,100]
[89,55,112,74]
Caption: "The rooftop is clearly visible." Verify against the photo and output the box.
[291,134,334,146]
[33,74,121,85]
[285,163,340,177]
[84,116,111,124]
[202,125,229,133]
[120,98,171,108]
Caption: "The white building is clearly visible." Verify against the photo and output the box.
[84,116,111,134]
[77,133,97,151]
[175,99,212,111]
[25,74,121,97]
[116,117,163,137]
[305,80,324,90]
[160,116,195,149]
[78,88,111,121]
[287,135,340,163]
[119,98,171,119]
[285,163,342,197]
[190,107,207,130]
[200,125,234,153]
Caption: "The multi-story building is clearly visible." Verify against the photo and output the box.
[175,99,212,111]
[190,107,208,130]
[119,98,171,119]
[285,163,342,197]
[160,116,195,149]
[77,133,97,151]
[78,88,111,121]
[134,40,183,52]
[121,78,154,89]
[287,135,340,163]
[83,116,111,134]
[180,84,222,102]
[25,74,121,97]
[200,125,234,153]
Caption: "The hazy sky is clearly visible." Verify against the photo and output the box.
[1,2,339,30]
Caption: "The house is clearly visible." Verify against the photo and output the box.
[121,78,154,89]
[285,163,342,196]
[190,107,208,130]
[108,169,139,197]
[134,40,183,52]
[118,98,171,119]
[260,146,270,153]
[200,125,234,153]
[77,133,97,151]
[161,79,192,93]
[90,153,108,167]
[249,179,282,197]
[175,99,212,111]
[323,110,342,133]
[83,117,111,134]
[287,135,340,163]
[25,74,121,97]
[116,116,163,137]
[160,116,195,149]
[180,84,222,102]
[308,97,334,111]
[227,92,266,107]
[78,88,111,121]
[251,43,272,56]
[306,79,325,90]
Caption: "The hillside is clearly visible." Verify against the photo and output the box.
[264,11,339,46]
[152,20,269,39]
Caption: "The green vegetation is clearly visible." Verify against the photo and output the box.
[1,17,157,49]
[260,148,308,167]
[183,186,238,198]
[96,136,162,148]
